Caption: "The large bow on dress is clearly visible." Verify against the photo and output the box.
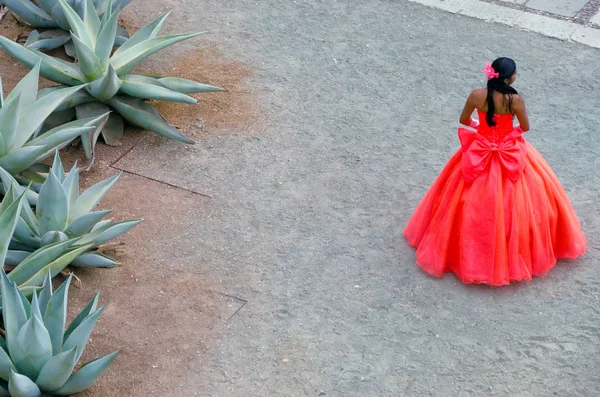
[458,127,526,182]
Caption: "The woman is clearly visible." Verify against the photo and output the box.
[403,57,586,286]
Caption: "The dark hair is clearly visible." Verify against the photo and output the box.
[486,57,518,126]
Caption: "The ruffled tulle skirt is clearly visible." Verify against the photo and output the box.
[403,138,586,286]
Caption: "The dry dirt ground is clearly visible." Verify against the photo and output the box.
[1,0,600,396]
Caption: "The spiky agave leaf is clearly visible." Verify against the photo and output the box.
[106,96,195,144]
[53,351,118,395]
[3,0,57,28]
[4,237,93,294]
[34,347,77,391]
[36,171,69,235]
[0,167,39,206]
[8,368,41,396]
[93,0,131,15]
[0,272,117,394]
[0,64,92,176]
[0,187,27,266]
[0,112,107,204]
[2,0,132,52]
[119,75,197,104]
[18,244,93,287]
[7,239,79,286]
[75,102,121,154]
[0,3,224,154]
[70,251,118,267]
[26,29,72,52]
[0,38,86,84]
[11,310,53,380]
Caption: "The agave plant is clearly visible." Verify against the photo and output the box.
[0,270,117,396]
[6,151,141,269]
[2,0,131,55]
[0,182,91,301]
[0,61,108,181]
[0,0,224,165]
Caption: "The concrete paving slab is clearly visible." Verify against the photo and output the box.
[526,0,590,17]
[513,12,579,39]
[571,25,600,47]
[459,0,524,24]
[408,0,600,48]
[591,10,600,24]
[410,0,470,13]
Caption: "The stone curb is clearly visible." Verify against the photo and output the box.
[409,0,600,49]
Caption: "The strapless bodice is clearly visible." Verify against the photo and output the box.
[476,110,516,142]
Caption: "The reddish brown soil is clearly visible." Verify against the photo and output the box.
[68,170,219,397]
[141,46,263,137]
[0,13,34,87]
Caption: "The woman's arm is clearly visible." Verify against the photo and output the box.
[513,95,530,132]
[459,91,477,126]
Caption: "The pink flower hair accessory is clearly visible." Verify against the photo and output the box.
[483,62,499,80]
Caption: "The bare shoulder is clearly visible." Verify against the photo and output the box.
[468,88,487,102]
[511,94,525,107]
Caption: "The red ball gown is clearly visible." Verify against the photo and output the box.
[404,110,587,286]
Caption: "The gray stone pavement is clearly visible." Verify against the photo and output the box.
[526,0,595,18]
[505,0,600,21]
[414,0,600,47]
[121,0,600,395]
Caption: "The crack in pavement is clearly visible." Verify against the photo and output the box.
[109,135,214,199]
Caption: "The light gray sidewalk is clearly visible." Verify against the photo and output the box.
[413,0,600,47]
[489,0,600,21]
[121,0,600,395]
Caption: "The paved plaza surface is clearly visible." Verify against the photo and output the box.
[89,0,600,395]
